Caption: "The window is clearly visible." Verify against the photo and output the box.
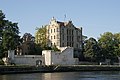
[48,36,50,39]
[76,30,78,35]
[57,35,59,39]
[70,42,71,47]
[54,35,55,39]
[67,42,70,46]
[62,28,64,33]
[48,29,49,33]
[72,43,74,47]
[51,43,52,46]
[57,28,59,32]
[51,36,52,39]
[51,29,52,33]
[69,29,71,35]
[62,35,64,40]
[67,36,68,41]
[72,36,74,41]
[76,44,78,48]
[62,43,64,47]
[77,36,80,42]
[70,36,71,41]
[72,30,74,35]
[67,42,69,46]
[67,29,69,35]
[54,29,55,32]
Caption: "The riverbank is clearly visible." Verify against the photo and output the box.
[0,65,120,74]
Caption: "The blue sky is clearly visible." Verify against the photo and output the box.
[0,0,120,39]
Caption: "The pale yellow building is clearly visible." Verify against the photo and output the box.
[46,17,83,58]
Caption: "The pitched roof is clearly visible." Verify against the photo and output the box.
[56,21,65,26]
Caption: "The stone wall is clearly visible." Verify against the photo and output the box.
[6,47,79,66]
[7,50,44,66]
[14,55,44,65]
[42,47,79,65]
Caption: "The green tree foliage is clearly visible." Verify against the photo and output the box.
[98,32,114,59]
[35,25,60,51]
[113,33,120,56]
[0,10,20,58]
[34,44,43,55]
[52,45,60,51]
[35,25,51,50]
[22,33,37,55]
[35,25,47,48]
[98,32,120,62]
[0,59,4,65]
[0,10,5,36]
[83,37,100,62]
[2,21,20,50]
[0,10,6,57]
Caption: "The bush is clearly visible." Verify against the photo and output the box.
[52,45,60,51]
[0,59,4,65]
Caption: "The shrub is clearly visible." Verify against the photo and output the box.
[0,59,4,65]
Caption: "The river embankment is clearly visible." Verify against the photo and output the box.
[1,65,120,74]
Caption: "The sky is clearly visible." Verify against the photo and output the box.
[0,0,120,39]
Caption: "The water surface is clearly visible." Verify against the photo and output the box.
[0,71,120,80]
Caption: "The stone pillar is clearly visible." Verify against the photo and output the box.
[8,50,15,61]
[42,50,52,65]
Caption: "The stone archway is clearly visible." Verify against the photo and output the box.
[36,60,42,66]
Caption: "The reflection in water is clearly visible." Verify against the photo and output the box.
[0,71,120,80]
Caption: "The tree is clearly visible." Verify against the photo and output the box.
[113,33,120,57]
[21,33,36,55]
[34,44,43,55]
[35,25,53,50]
[83,37,100,62]
[98,32,114,59]
[98,32,120,62]
[0,10,6,57]
[22,33,33,42]
[35,25,60,51]
[2,21,20,50]
[0,10,20,58]
[52,45,60,51]
[35,25,47,48]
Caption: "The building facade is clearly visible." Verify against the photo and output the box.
[46,17,83,58]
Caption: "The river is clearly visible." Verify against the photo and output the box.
[0,71,120,80]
